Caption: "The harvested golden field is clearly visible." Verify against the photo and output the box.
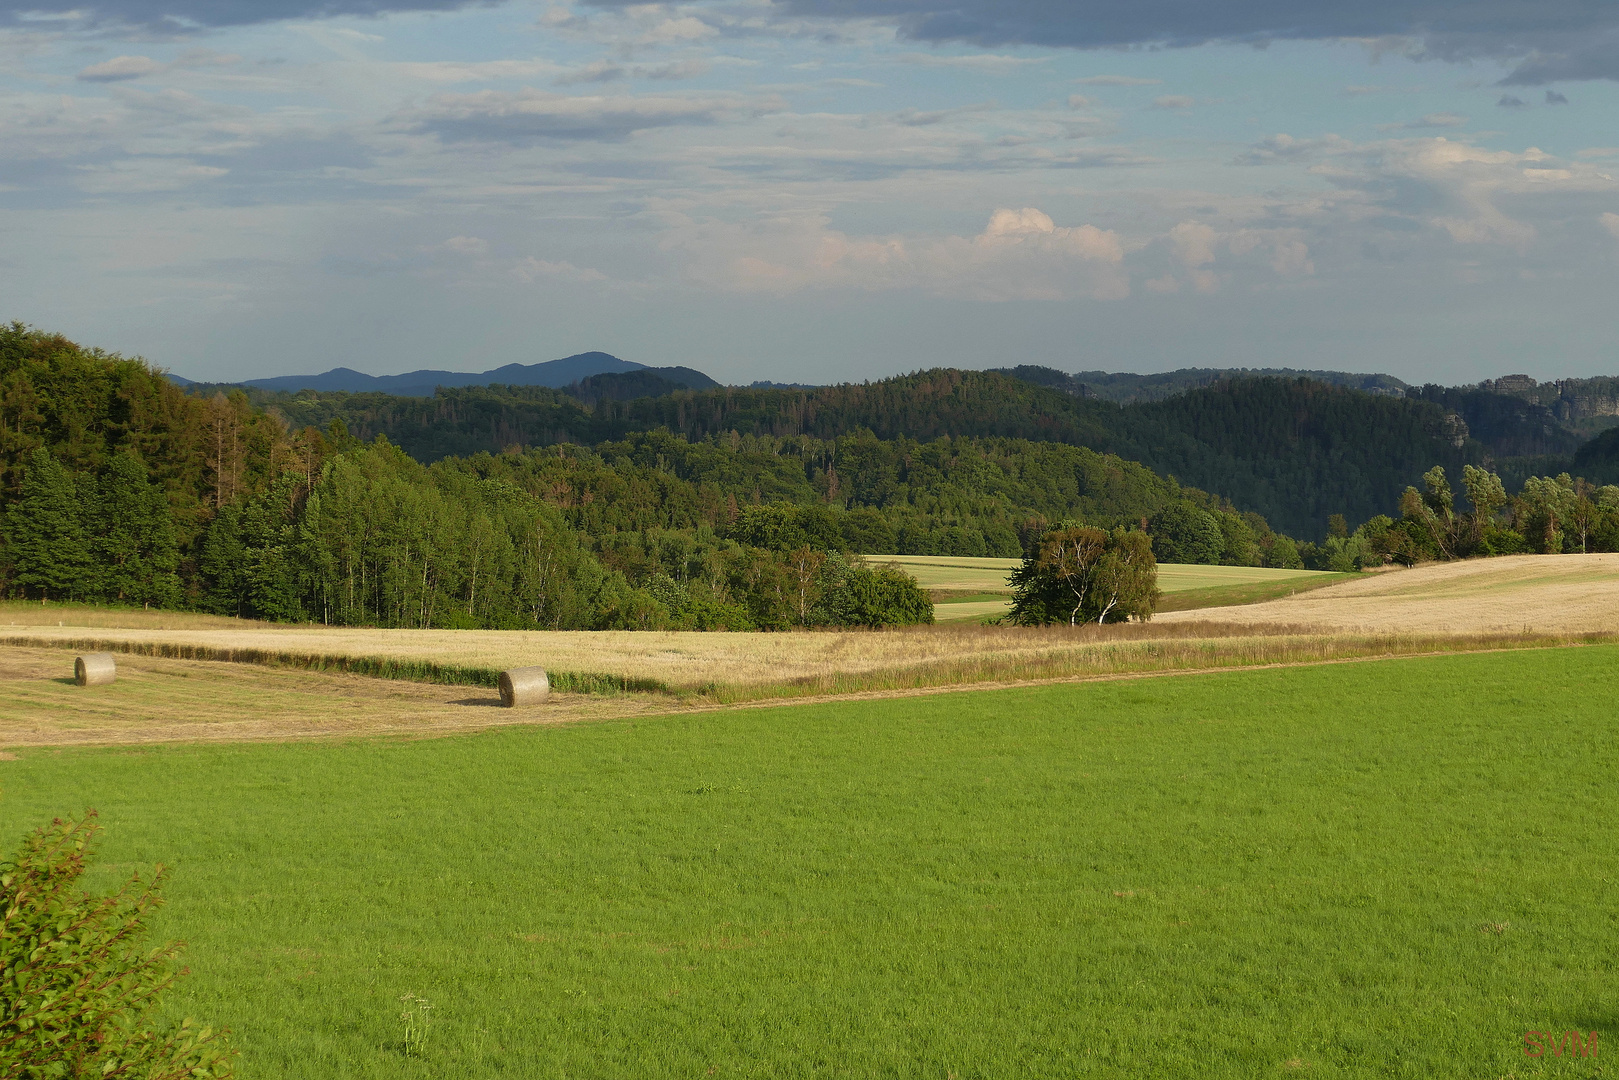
[4,554,1613,747]
[0,646,670,747]
[1159,553,1619,635]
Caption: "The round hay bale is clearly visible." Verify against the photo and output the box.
[498,666,549,708]
[75,653,116,687]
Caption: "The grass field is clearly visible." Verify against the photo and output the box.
[2,645,1614,1077]
[1155,572,1356,613]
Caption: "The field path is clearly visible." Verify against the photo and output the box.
[1159,553,1619,634]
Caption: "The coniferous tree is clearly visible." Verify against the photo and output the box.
[91,452,181,606]
[3,447,91,600]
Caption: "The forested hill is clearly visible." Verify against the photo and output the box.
[1,324,1299,627]
[261,370,1487,537]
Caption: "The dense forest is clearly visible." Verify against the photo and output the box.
[248,370,1492,537]
[992,364,1410,403]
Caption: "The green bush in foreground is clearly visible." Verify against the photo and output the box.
[0,812,234,1079]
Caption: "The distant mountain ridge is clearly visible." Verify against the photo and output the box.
[170,351,648,396]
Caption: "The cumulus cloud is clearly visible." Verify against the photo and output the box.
[666,206,1129,301]
[1148,220,1315,292]
[1603,212,1619,239]
[77,55,163,81]
[397,89,774,144]
[1266,135,1618,252]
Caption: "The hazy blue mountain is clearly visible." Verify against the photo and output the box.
[178,351,648,396]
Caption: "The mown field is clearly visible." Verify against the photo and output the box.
[1,645,1614,1077]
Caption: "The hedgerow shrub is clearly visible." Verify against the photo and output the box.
[0,811,235,1079]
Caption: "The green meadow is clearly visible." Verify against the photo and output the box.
[3,647,1616,1077]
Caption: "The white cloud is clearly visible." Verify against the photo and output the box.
[1153,220,1314,292]
[1170,221,1217,267]
[1269,239,1315,276]
[894,53,1049,72]
[77,55,163,82]
[668,207,1128,301]
[1400,112,1467,129]
[1152,95,1194,109]
[1075,75,1161,86]
[1260,135,1617,252]
[513,257,607,283]
[442,235,489,255]
[394,59,566,84]
[1602,212,1619,239]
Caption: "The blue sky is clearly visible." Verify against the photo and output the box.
[3,0,1618,384]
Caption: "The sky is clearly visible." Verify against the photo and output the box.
[3,0,1619,385]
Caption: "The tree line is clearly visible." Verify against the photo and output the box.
[1304,465,1619,569]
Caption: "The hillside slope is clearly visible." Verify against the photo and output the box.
[266,371,1485,537]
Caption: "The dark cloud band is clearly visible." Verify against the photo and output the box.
[9,0,1617,84]
[772,0,1619,84]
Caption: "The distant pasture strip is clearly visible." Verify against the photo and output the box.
[870,555,1338,599]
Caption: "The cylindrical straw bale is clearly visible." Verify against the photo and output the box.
[75,653,117,687]
[498,666,549,707]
